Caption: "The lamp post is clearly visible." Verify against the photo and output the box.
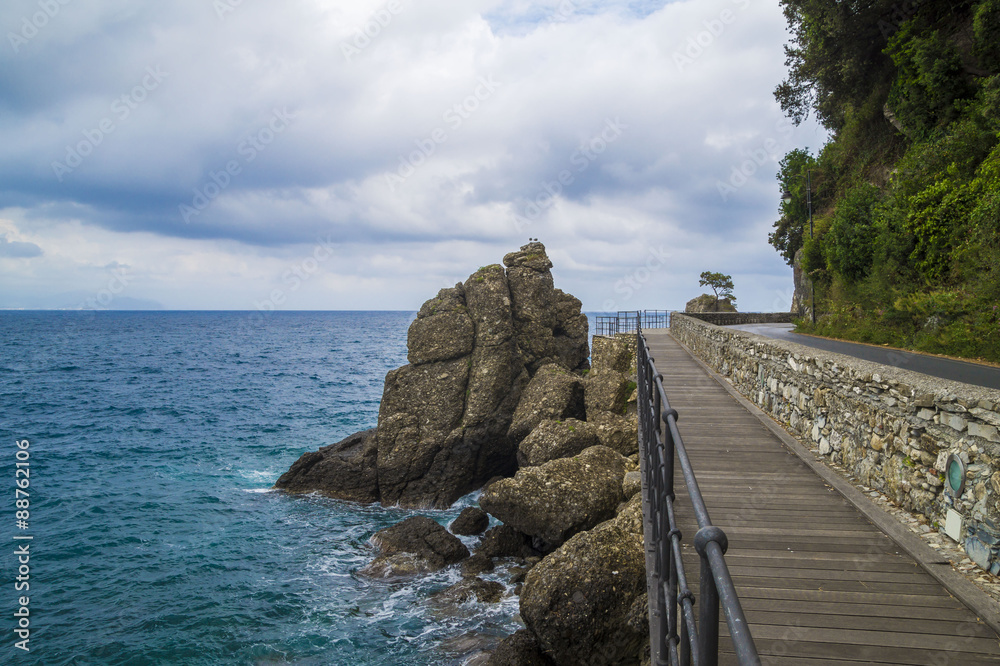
[782,169,815,324]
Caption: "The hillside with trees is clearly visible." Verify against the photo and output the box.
[771,0,1000,362]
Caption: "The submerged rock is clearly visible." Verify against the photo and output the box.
[479,446,627,548]
[519,495,647,666]
[433,576,505,604]
[358,516,469,578]
[277,242,589,509]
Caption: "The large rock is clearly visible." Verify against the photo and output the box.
[590,335,635,375]
[358,516,469,578]
[278,242,589,509]
[273,429,378,503]
[479,446,627,548]
[504,244,589,374]
[584,370,633,418]
[450,507,490,536]
[519,495,647,666]
[517,418,602,467]
[685,293,736,313]
[508,364,585,444]
[589,412,639,457]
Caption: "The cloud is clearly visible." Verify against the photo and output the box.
[0,234,42,258]
[0,0,827,311]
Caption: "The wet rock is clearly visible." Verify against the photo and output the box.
[274,428,379,503]
[517,418,601,467]
[520,495,647,665]
[475,525,533,559]
[461,552,496,576]
[451,507,490,536]
[479,446,628,548]
[358,516,468,578]
[486,629,554,666]
[433,576,505,604]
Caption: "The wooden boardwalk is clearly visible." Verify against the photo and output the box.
[641,330,1000,665]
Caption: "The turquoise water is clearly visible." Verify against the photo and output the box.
[0,311,523,665]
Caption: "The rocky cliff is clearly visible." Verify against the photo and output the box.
[275,242,590,509]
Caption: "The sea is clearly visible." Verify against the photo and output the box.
[0,311,607,666]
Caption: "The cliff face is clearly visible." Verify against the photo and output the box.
[275,242,590,509]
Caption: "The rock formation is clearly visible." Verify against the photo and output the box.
[685,293,736,313]
[519,494,648,665]
[357,515,469,578]
[275,242,589,509]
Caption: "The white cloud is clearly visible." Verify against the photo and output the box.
[0,0,826,312]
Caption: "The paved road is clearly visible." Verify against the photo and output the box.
[729,324,1000,391]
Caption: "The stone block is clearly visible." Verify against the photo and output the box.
[943,414,967,432]
[917,408,936,421]
[965,536,994,570]
[968,422,1000,443]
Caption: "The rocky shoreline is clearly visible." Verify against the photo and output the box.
[275,243,649,665]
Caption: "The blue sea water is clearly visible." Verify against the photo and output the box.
[0,311,533,666]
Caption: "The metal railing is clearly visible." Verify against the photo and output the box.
[637,323,760,665]
[596,310,672,336]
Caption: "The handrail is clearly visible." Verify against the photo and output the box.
[637,319,760,665]
[596,310,671,336]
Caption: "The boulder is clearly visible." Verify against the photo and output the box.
[519,495,647,666]
[433,576,505,604]
[517,418,602,467]
[461,552,496,576]
[590,335,634,375]
[584,370,633,418]
[622,470,642,500]
[504,243,589,374]
[358,516,469,578]
[277,242,588,509]
[451,507,490,536]
[590,412,639,457]
[508,364,585,444]
[479,446,627,548]
[475,525,534,559]
[486,629,554,666]
[274,429,378,503]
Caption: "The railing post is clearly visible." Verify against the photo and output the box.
[695,527,728,666]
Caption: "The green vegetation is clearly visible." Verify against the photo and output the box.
[698,271,737,310]
[772,0,1000,362]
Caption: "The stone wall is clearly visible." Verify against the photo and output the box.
[682,312,795,326]
[670,313,1000,575]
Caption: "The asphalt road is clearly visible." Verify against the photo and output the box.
[729,323,1000,391]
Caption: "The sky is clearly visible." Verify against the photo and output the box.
[0,0,826,312]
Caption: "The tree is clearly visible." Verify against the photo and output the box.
[699,271,736,309]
